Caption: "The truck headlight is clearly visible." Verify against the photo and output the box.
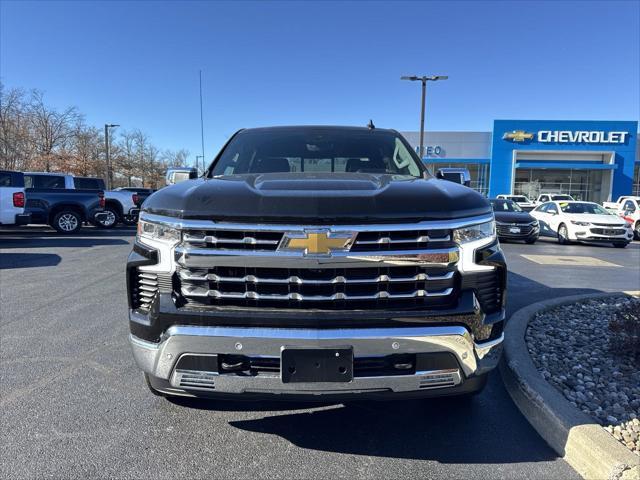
[570,220,591,226]
[137,218,181,244]
[453,220,496,244]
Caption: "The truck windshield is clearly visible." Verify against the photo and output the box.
[559,202,611,215]
[209,129,425,178]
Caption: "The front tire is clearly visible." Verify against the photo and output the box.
[525,237,538,245]
[613,242,629,249]
[52,210,82,234]
[557,224,570,245]
[635,221,640,240]
[94,206,119,229]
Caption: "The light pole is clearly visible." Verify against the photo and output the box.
[400,75,448,159]
[104,123,120,189]
[196,155,204,173]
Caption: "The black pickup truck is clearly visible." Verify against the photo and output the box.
[25,188,106,233]
[127,126,506,401]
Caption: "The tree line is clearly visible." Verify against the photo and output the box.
[0,82,190,188]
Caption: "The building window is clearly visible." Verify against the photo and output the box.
[634,165,640,196]
[514,168,605,202]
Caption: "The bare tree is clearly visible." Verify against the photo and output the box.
[28,90,81,172]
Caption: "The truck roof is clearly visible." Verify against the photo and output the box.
[237,125,398,135]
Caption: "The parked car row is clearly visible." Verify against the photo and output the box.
[0,169,157,233]
[495,192,640,242]
[490,197,635,248]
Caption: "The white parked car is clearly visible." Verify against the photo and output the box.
[530,201,634,248]
[496,194,536,211]
[0,170,31,226]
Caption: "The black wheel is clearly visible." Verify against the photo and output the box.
[525,237,538,244]
[635,221,640,240]
[94,206,119,229]
[52,210,82,234]
[613,242,629,248]
[144,373,167,397]
[557,224,570,245]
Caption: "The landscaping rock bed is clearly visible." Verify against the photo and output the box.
[525,295,640,456]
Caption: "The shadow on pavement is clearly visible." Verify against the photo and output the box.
[0,252,62,269]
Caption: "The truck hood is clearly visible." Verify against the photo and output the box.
[493,211,536,224]
[143,173,492,223]
[564,213,626,225]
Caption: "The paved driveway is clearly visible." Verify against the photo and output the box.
[3,226,637,479]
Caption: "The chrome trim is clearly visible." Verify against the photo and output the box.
[178,269,455,284]
[129,324,505,385]
[180,286,454,302]
[140,212,495,233]
[175,247,460,269]
[169,367,463,393]
[355,234,451,245]
[183,233,280,246]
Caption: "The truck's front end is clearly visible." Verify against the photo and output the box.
[127,126,506,400]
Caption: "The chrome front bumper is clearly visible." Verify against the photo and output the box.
[130,325,503,395]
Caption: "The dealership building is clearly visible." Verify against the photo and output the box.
[402,120,639,202]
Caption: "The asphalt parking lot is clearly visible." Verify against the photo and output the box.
[1,227,639,479]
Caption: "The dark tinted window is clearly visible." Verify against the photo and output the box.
[25,174,66,189]
[74,177,105,189]
[0,172,12,187]
[490,199,523,212]
[210,129,424,177]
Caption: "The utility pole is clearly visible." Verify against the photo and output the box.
[104,123,119,189]
[400,75,448,159]
[199,70,205,170]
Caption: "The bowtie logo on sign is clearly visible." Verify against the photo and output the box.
[502,131,535,142]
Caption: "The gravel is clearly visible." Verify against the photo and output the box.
[526,296,640,456]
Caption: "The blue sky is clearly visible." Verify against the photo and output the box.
[1,0,638,162]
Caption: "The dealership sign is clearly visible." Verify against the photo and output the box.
[415,145,443,156]
[503,130,629,144]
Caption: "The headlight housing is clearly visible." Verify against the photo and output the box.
[570,220,591,226]
[624,222,632,229]
[453,220,496,244]
[137,218,181,244]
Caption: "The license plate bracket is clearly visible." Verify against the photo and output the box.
[281,346,353,383]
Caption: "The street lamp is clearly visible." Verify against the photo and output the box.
[400,75,448,159]
[104,123,120,190]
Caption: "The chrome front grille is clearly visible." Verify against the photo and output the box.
[179,227,453,253]
[496,222,535,237]
[182,230,284,251]
[351,229,452,251]
[590,227,625,235]
[177,265,457,310]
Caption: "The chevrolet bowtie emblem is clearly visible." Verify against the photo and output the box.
[280,230,355,255]
[503,130,535,142]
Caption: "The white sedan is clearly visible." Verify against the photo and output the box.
[530,201,634,248]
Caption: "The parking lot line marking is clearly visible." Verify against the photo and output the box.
[520,255,622,267]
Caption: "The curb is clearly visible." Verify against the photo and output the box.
[500,292,640,480]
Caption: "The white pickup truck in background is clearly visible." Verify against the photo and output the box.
[0,170,31,226]
[23,172,139,228]
[602,196,640,239]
